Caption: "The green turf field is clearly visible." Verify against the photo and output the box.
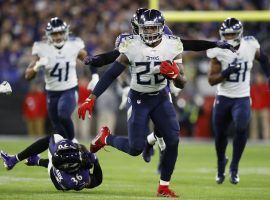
[0,138,269,200]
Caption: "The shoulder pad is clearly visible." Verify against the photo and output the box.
[243,36,256,41]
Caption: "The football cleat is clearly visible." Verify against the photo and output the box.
[90,127,110,153]
[0,150,18,170]
[157,185,179,198]
[216,157,228,184]
[142,142,154,163]
[25,155,41,166]
[230,170,240,184]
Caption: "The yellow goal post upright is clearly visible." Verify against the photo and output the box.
[149,0,270,22]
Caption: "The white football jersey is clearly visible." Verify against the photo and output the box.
[32,37,84,91]
[207,36,260,98]
[119,34,183,93]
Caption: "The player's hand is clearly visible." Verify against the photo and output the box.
[221,62,241,78]
[216,41,236,52]
[78,98,95,120]
[33,57,48,72]
[160,61,180,80]
[119,86,130,110]
[83,55,93,65]
[0,81,12,95]
[87,74,99,91]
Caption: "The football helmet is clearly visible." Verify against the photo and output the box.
[138,9,165,45]
[219,17,243,47]
[52,140,82,174]
[131,8,148,35]
[46,17,69,48]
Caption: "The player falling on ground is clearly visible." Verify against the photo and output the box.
[0,134,102,191]
[78,9,187,198]
[207,17,270,185]
[25,17,94,140]
[83,8,236,166]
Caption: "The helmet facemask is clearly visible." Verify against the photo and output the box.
[139,23,164,45]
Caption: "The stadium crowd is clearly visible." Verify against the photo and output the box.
[0,0,269,139]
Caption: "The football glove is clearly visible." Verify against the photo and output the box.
[119,86,130,110]
[0,81,12,95]
[87,74,99,91]
[33,57,49,72]
[78,98,95,120]
[221,63,241,79]
[83,55,93,65]
[160,61,179,80]
[216,41,236,52]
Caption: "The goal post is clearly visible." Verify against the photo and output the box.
[149,0,270,22]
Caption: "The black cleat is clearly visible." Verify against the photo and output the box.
[230,170,240,184]
[216,157,228,184]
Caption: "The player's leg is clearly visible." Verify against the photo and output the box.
[212,95,231,184]
[150,95,179,197]
[57,87,78,140]
[230,97,251,184]
[106,91,151,156]
[47,91,67,138]
[0,136,50,170]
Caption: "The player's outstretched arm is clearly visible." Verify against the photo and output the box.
[83,50,120,68]
[78,54,128,120]
[181,39,235,52]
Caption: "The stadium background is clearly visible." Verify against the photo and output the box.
[0,0,269,139]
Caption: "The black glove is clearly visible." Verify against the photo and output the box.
[83,55,93,65]
[216,41,236,52]
[221,64,241,79]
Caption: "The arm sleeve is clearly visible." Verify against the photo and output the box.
[87,160,103,188]
[90,50,120,68]
[182,39,217,51]
[92,61,126,98]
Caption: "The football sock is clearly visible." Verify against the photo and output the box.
[215,134,228,163]
[17,136,50,161]
[59,117,75,140]
[230,130,247,171]
[106,135,141,156]
[147,132,156,145]
[159,180,169,186]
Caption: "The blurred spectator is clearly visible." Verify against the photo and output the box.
[250,73,270,140]
[22,83,47,137]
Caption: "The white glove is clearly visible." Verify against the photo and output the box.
[169,81,181,97]
[87,74,99,91]
[33,57,49,72]
[119,86,130,110]
[0,81,12,95]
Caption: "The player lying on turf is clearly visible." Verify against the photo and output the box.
[0,81,12,94]
[0,134,102,191]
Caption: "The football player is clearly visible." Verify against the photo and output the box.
[207,17,270,185]
[0,134,102,191]
[0,81,12,94]
[78,9,187,198]
[25,17,96,140]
